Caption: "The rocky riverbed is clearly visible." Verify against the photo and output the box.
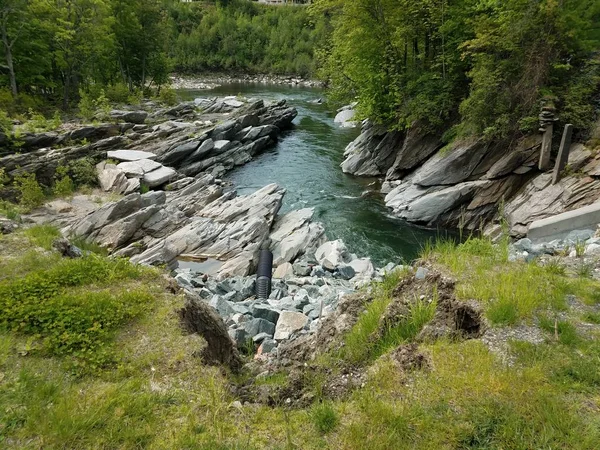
[170,73,324,91]
[0,93,403,364]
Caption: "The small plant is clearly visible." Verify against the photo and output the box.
[574,240,586,258]
[158,87,178,106]
[545,259,567,276]
[0,109,12,134]
[68,157,98,188]
[13,171,45,210]
[0,200,21,221]
[576,262,594,278]
[311,402,338,434]
[538,315,580,346]
[582,311,600,324]
[53,165,75,197]
[140,182,150,194]
[78,89,111,122]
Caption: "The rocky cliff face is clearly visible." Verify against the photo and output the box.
[341,119,600,235]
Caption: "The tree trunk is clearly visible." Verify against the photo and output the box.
[1,26,18,97]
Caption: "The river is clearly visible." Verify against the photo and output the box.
[179,83,445,265]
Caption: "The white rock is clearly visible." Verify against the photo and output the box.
[274,311,309,340]
[117,159,162,178]
[315,240,349,270]
[107,150,157,161]
[224,99,244,108]
[584,243,600,256]
[143,166,177,188]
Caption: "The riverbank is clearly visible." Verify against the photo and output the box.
[170,73,324,91]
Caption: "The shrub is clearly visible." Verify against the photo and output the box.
[68,157,98,188]
[24,109,62,133]
[13,172,45,210]
[105,82,130,104]
[53,166,75,197]
[0,109,12,134]
[158,87,178,106]
[78,89,111,122]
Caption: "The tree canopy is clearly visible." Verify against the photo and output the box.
[315,0,600,139]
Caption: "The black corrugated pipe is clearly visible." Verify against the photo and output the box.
[256,248,273,300]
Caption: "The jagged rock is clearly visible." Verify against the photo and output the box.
[244,318,276,338]
[68,124,120,142]
[274,311,309,340]
[252,304,280,324]
[160,140,201,166]
[292,260,312,277]
[273,262,293,279]
[0,219,18,234]
[348,258,375,280]
[97,162,129,193]
[315,240,350,270]
[386,125,442,180]
[413,141,488,187]
[335,264,356,280]
[143,166,177,188]
[341,122,403,176]
[117,159,162,178]
[52,238,83,258]
[109,110,148,124]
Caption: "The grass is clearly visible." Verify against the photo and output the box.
[428,237,600,325]
[311,402,338,434]
[1,228,600,448]
[23,224,62,249]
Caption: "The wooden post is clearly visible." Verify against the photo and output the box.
[538,123,553,170]
[552,124,573,185]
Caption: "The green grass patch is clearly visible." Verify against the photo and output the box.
[428,237,600,325]
[311,402,338,434]
[340,268,435,364]
[23,224,62,250]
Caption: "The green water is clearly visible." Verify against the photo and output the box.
[179,83,446,265]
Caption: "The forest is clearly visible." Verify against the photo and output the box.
[317,0,600,140]
[1,0,599,142]
[0,0,322,115]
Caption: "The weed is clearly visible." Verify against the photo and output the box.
[574,240,586,257]
[581,311,600,324]
[311,402,338,434]
[576,261,594,278]
[0,200,21,221]
[544,258,567,276]
[538,315,580,346]
[140,182,150,194]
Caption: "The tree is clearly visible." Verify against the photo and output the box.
[0,0,28,96]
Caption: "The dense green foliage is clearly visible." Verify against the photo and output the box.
[169,0,326,76]
[0,0,322,115]
[0,237,154,372]
[316,0,600,138]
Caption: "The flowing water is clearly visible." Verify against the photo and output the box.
[179,83,447,265]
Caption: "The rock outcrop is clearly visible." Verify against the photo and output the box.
[0,96,297,188]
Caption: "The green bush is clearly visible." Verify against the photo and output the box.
[0,254,152,370]
[0,110,12,134]
[105,82,131,104]
[158,87,178,106]
[13,172,45,210]
[68,157,98,188]
[53,166,75,197]
[23,109,62,133]
[311,402,338,434]
[78,89,111,122]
